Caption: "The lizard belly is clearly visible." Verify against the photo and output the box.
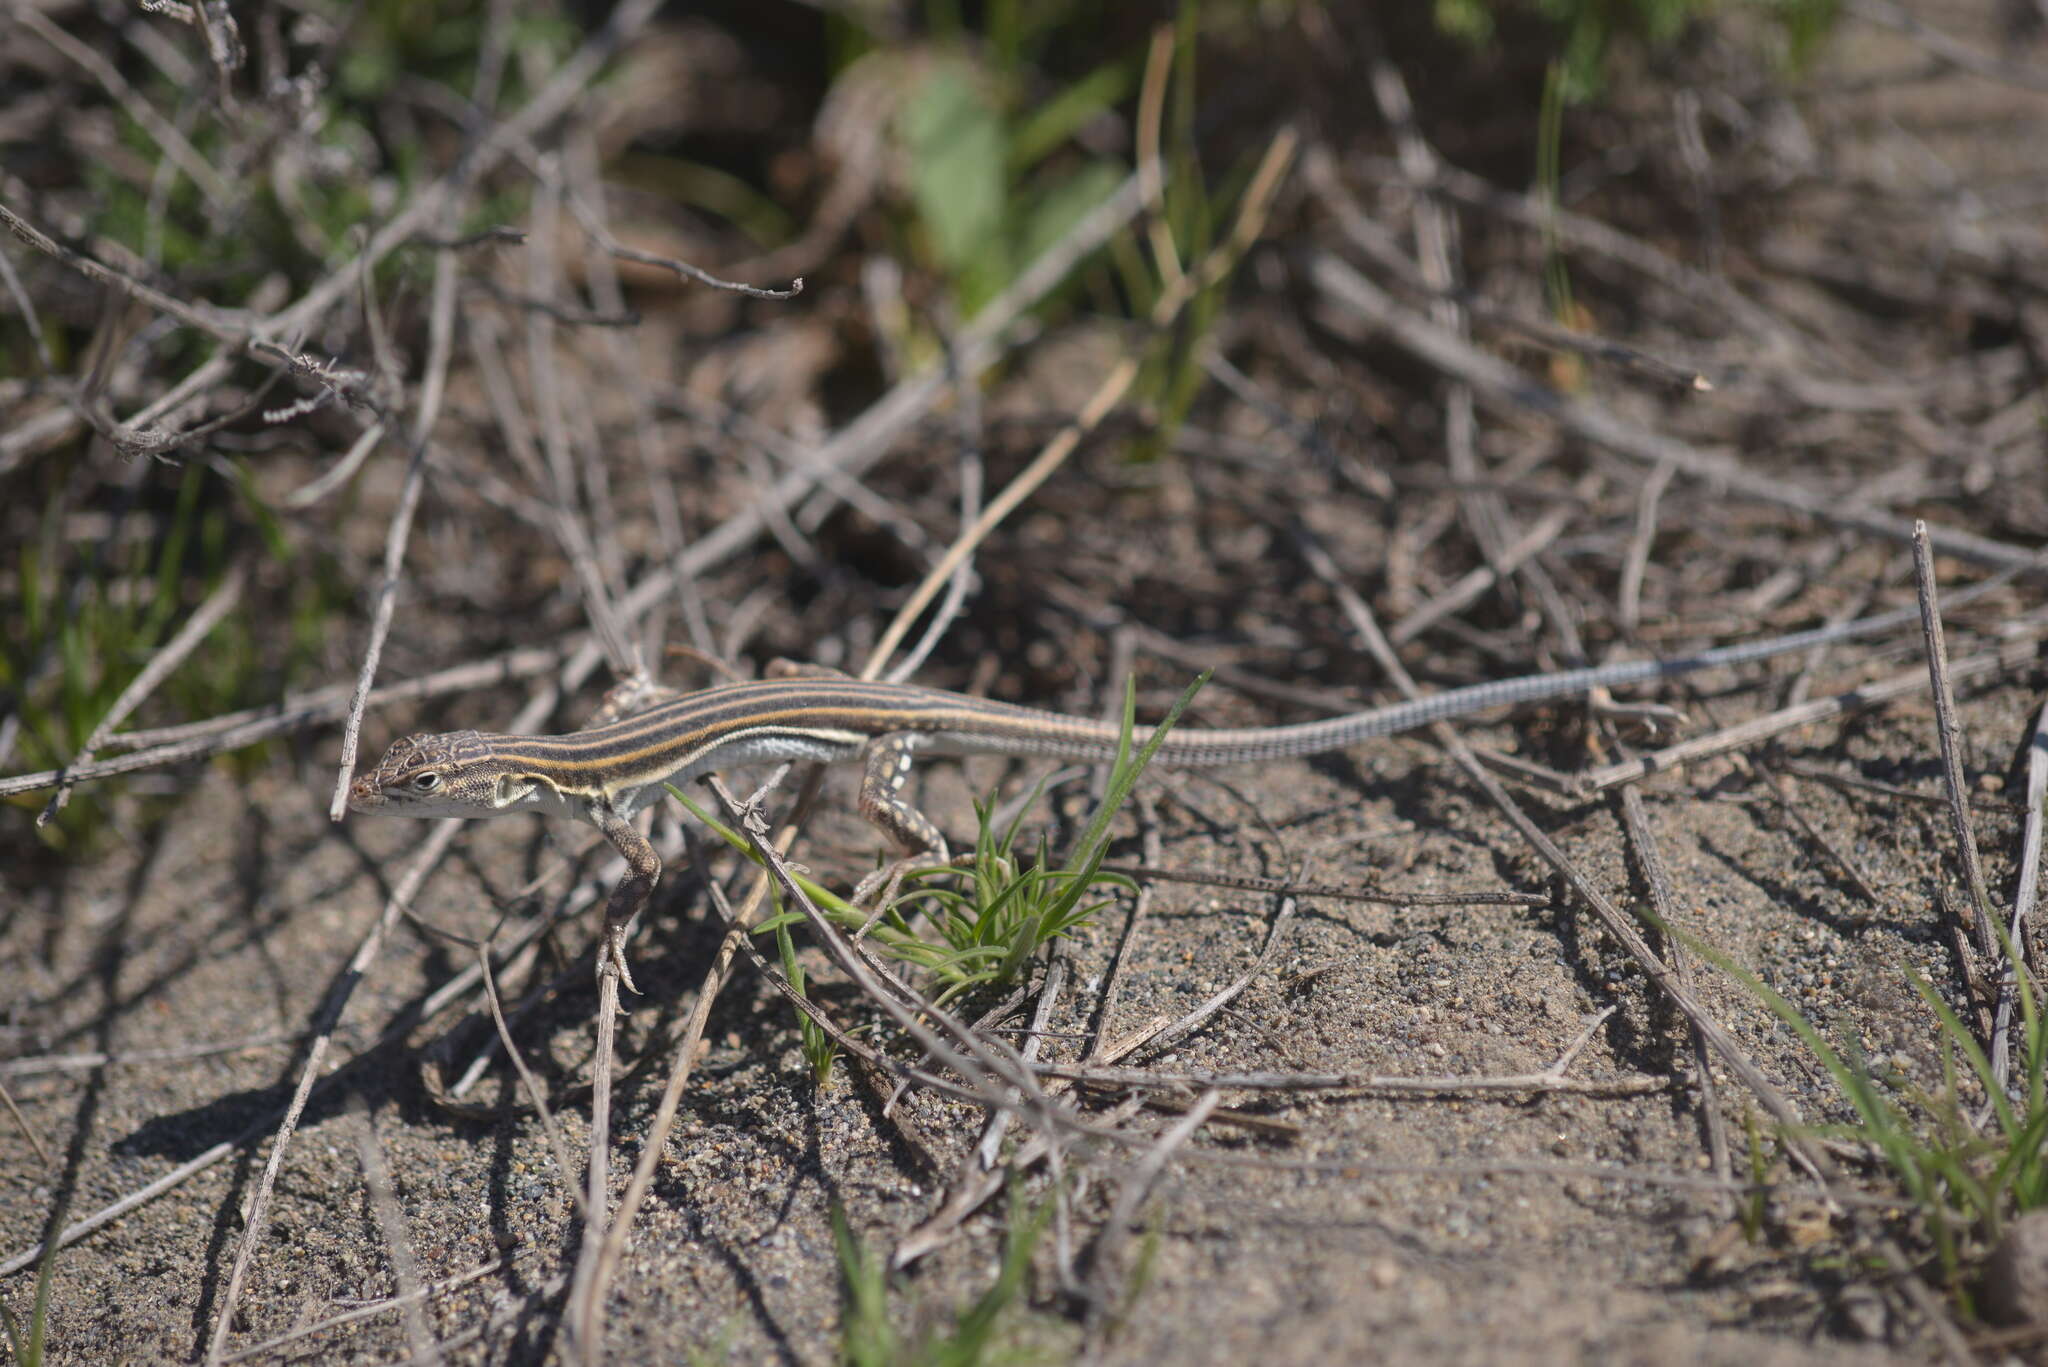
[617,729,871,816]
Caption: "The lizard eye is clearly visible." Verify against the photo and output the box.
[411,772,441,793]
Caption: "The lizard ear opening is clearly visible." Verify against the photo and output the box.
[493,776,537,809]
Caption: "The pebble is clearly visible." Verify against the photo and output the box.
[1981,1209,2048,1325]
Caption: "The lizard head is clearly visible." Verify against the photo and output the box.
[348,730,509,817]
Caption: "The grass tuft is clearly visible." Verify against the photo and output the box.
[833,1178,1054,1367]
[0,1167,73,1367]
[1691,921,2048,1304]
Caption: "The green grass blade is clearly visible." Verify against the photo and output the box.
[1679,925,1927,1188]
[1903,965,2016,1137]
[831,1205,895,1367]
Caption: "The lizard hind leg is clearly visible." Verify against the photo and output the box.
[849,734,951,927]
[763,657,852,680]
[585,673,689,728]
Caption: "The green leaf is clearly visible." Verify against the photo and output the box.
[1009,59,1134,168]
[1016,161,1123,270]
[901,66,1007,274]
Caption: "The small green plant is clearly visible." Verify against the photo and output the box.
[68,4,565,294]
[833,1179,1054,1367]
[759,5,1283,467]
[1694,925,2048,1302]
[1740,1104,1770,1245]
[774,910,842,1086]
[834,1203,896,1367]
[894,789,1131,1008]
[0,1170,73,1367]
[2,462,339,846]
[880,672,1196,1004]
[823,2,1162,318]
[0,1268,55,1367]
[890,673,1206,1005]
[894,57,1131,319]
[1536,59,1573,324]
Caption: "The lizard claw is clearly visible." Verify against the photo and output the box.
[599,925,642,995]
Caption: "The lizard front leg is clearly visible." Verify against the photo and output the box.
[590,803,661,993]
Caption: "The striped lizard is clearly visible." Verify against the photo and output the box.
[346,600,1985,988]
